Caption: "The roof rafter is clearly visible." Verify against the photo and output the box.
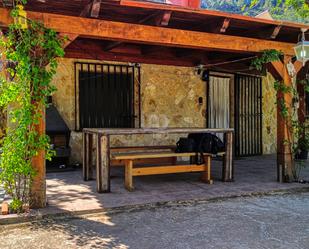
[270,25,281,39]
[90,0,101,18]
[220,18,230,33]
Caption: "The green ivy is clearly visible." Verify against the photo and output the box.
[0,1,64,212]
[251,49,283,71]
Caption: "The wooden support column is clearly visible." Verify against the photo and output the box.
[276,56,294,182]
[222,131,233,182]
[30,107,46,208]
[270,59,304,182]
[96,134,111,193]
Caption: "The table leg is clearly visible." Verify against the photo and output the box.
[83,133,93,181]
[222,132,234,182]
[96,134,111,193]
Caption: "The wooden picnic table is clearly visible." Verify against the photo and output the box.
[82,128,234,193]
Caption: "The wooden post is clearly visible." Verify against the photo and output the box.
[201,155,213,184]
[30,107,46,208]
[83,132,93,181]
[222,131,233,182]
[277,56,294,182]
[125,160,134,191]
[96,134,110,193]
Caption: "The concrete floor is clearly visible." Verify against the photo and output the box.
[43,155,309,214]
[1,192,309,249]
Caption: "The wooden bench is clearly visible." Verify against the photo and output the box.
[112,151,217,191]
[110,145,176,166]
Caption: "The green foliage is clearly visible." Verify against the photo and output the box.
[251,49,283,71]
[0,1,64,212]
[201,0,309,23]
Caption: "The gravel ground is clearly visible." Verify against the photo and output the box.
[0,192,309,249]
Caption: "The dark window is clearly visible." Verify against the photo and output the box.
[75,63,140,130]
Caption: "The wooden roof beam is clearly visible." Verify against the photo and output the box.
[104,10,171,51]
[60,1,101,48]
[60,33,79,48]
[79,0,101,18]
[155,11,172,26]
[270,60,303,80]
[90,0,101,18]
[220,18,230,33]
[270,25,281,39]
[0,8,295,55]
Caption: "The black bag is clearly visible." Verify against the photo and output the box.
[188,133,225,154]
[175,137,196,153]
[211,135,225,154]
[188,133,213,154]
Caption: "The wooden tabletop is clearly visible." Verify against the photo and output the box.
[83,128,234,135]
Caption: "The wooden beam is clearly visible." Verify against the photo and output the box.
[79,1,93,17]
[90,0,101,18]
[60,1,102,48]
[66,39,196,66]
[155,11,172,26]
[0,8,295,55]
[270,60,303,80]
[103,41,123,51]
[104,11,171,51]
[103,11,161,51]
[60,33,78,48]
[276,55,294,182]
[220,18,230,33]
[270,25,281,39]
[270,60,284,79]
[30,106,46,208]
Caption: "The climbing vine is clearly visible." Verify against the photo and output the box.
[251,49,308,181]
[0,1,64,212]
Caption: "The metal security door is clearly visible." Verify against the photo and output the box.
[235,74,262,157]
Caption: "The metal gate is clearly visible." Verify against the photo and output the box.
[234,74,262,157]
[75,62,140,130]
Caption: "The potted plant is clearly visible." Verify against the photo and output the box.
[295,133,309,160]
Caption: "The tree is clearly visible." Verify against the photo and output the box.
[201,0,309,23]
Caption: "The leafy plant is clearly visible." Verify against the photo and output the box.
[297,132,309,151]
[251,49,283,71]
[0,1,64,212]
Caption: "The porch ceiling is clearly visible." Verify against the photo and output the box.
[13,0,309,43]
[66,37,261,73]
[1,0,308,69]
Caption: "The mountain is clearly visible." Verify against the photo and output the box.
[201,0,308,23]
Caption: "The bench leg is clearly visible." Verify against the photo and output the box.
[201,156,213,184]
[125,160,134,191]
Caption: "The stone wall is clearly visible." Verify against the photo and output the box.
[51,58,206,162]
[51,58,277,163]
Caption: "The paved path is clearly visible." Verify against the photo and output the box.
[0,192,309,249]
